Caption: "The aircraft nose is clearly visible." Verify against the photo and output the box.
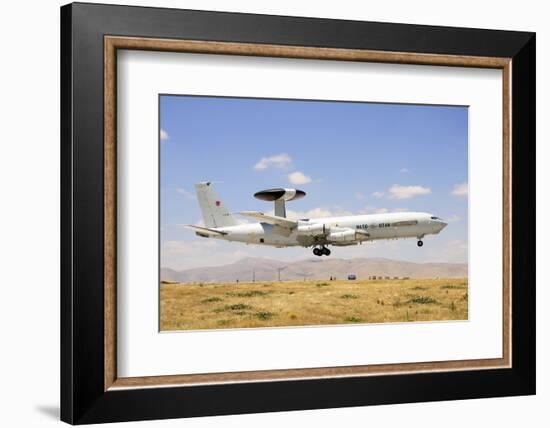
[439,221,447,230]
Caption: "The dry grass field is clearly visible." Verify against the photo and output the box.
[160,277,468,331]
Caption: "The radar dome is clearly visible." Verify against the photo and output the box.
[254,188,306,202]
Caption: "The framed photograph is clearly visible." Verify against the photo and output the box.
[61,2,535,424]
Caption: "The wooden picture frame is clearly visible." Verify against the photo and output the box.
[61,2,535,424]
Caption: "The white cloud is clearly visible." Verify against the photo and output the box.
[354,192,364,200]
[267,207,352,220]
[387,184,431,199]
[160,129,169,141]
[400,168,409,173]
[359,206,407,215]
[446,214,461,222]
[287,208,333,219]
[451,182,468,196]
[287,171,312,185]
[373,185,431,200]
[162,239,252,270]
[253,153,291,171]
[176,187,196,200]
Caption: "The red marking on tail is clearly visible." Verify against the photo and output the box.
[215,200,221,206]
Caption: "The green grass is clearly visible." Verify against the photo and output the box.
[201,297,223,303]
[408,296,438,304]
[255,311,275,321]
[344,316,363,323]
[225,303,252,311]
[340,294,359,299]
[225,290,269,297]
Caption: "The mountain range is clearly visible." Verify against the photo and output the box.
[161,257,467,283]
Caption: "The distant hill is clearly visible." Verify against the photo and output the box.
[161,257,467,283]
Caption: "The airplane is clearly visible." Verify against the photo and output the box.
[183,182,447,257]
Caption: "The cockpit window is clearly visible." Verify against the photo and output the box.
[430,216,441,220]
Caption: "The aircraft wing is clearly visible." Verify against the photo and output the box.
[179,224,228,236]
[238,211,297,229]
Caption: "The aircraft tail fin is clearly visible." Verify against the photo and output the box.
[195,182,238,228]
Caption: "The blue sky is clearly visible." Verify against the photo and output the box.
[160,95,468,270]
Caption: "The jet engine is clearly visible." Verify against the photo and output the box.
[254,188,306,218]
[327,229,356,242]
[297,223,327,236]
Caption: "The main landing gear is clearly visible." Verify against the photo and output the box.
[417,239,424,247]
[313,246,331,256]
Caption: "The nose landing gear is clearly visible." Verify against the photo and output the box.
[417,240,424,247]
[313,246,331,256]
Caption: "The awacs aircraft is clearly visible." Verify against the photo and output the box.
[183,182,447,256]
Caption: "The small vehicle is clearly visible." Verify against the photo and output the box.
[347,274,357,280]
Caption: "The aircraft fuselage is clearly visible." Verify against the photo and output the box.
[199,212,446,248]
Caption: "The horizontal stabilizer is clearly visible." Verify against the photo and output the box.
[179,224,228,236]
[238,211,297,229]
